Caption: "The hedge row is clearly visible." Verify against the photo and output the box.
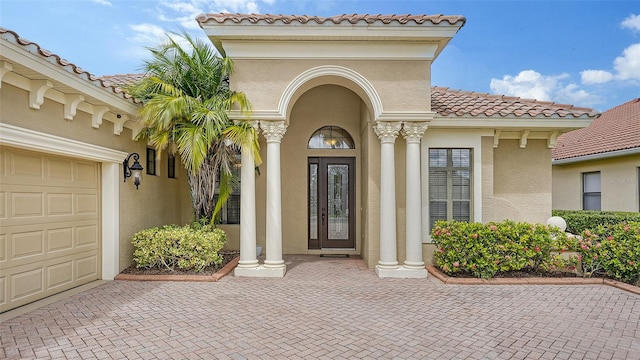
[577,222,640,285]
[552,210,640,234]
[132,223,227,272]
[432,220,575,279]
[432,219,640,286]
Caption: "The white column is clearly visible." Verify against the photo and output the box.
[374,122,402,277]
[235,121,259,274]
[261,121,287,275]
[401,122,428,278]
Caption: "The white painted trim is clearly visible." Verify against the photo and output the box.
[552,147,640,165]
[219,40,439,60]
[421,129,490,242]
[1,40,138,114]
[0,123,128,162]
[377,111,436,122]
[101,162,120,280]
[0,123,127,281]
[429,116,593,130]
[202,23,463,41]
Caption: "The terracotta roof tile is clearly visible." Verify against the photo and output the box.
[0,27,137,103]
[431,87,599,119]
[552,98,640,160]
[196,13,466,26]
[100,74,146,88]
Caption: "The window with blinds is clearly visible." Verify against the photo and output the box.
[582,171,601,211]
[429,148,472,230]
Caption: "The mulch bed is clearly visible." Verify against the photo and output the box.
[449,269,579,279]
[119,251,239,276]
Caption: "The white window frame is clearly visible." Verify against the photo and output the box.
[428,148,473,230]
[582,171,601,211]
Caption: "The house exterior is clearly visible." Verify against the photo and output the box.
[195,14,597,278]
[1,13,598,311]
[553,98,640,212]
[0,28,191,312]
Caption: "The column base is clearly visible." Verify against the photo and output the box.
[234,264,287,278]
[375,265,428,278]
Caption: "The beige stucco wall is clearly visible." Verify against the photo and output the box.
[489,139,553,224]
[552,154,640,212]
[1,83,191,271]
[231,59,432,114]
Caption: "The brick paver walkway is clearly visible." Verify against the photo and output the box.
[1,255,639,359]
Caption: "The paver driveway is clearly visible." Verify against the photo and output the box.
[2,255,640,359]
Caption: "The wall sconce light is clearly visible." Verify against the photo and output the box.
[123,152,144,189]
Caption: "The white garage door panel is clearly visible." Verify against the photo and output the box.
[2,250,98,306]
[2,220,98,268]
[0,147,100,313]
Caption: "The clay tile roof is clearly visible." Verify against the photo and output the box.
[552,98,640,160]
[196,13,466,26]
[0,27,137,103]
[431,86,599,119]
[99,74,146,88]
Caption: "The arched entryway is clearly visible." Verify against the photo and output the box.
[281,83,370,255]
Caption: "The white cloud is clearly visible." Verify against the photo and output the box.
[581,69,614,84]
[490,70,567,101]
[128,23,168,45]
[92,0,112,6]
[125,0,276,61]
[621,13,640,32]
[490,70,602,107]
[578,14,640,85]
[613,43,640,81]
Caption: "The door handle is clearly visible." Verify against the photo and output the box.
[322,208,326,225]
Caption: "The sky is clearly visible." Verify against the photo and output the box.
[1,0,639,112]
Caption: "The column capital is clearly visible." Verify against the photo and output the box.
[374,121,402,143]
[260,120,287,143]
[401,122,428,144]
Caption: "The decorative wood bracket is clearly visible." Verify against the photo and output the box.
[29,79,53,109]
[547,131,559,149]
[493,129,501,148]
[519,130,530,148]
[91,106,110,128]
[130,121,144,141]
[64,94,85,120]
[114,114,128,135]
[0,61,13,89]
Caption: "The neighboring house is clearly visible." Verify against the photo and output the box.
[0,13,598,311]
[0,28,191,312]
[552,98,640,212]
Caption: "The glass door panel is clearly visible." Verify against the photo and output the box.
[308,157,355,249]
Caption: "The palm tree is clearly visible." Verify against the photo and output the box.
[128,31,260,222]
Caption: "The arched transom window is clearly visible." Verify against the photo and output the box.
[308,126,355,149]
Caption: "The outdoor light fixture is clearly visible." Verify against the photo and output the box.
[123,152,144,189]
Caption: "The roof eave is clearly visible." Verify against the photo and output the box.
[552,147,640,165]
[429,115,594,131]
[198,15,464,60]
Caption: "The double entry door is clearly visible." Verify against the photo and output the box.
[308,157,355,249]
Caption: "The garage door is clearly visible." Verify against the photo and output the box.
[0,146,100,313]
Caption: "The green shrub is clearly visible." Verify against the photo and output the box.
[432,220,576,279]
[132,223,227,272]
[576,222,640,285]
[552,210,640,234]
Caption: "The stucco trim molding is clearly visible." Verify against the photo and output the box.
[229,65,385,122]
[0,123,128,162]
[281,65,383,119]
[0,122,127,281]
